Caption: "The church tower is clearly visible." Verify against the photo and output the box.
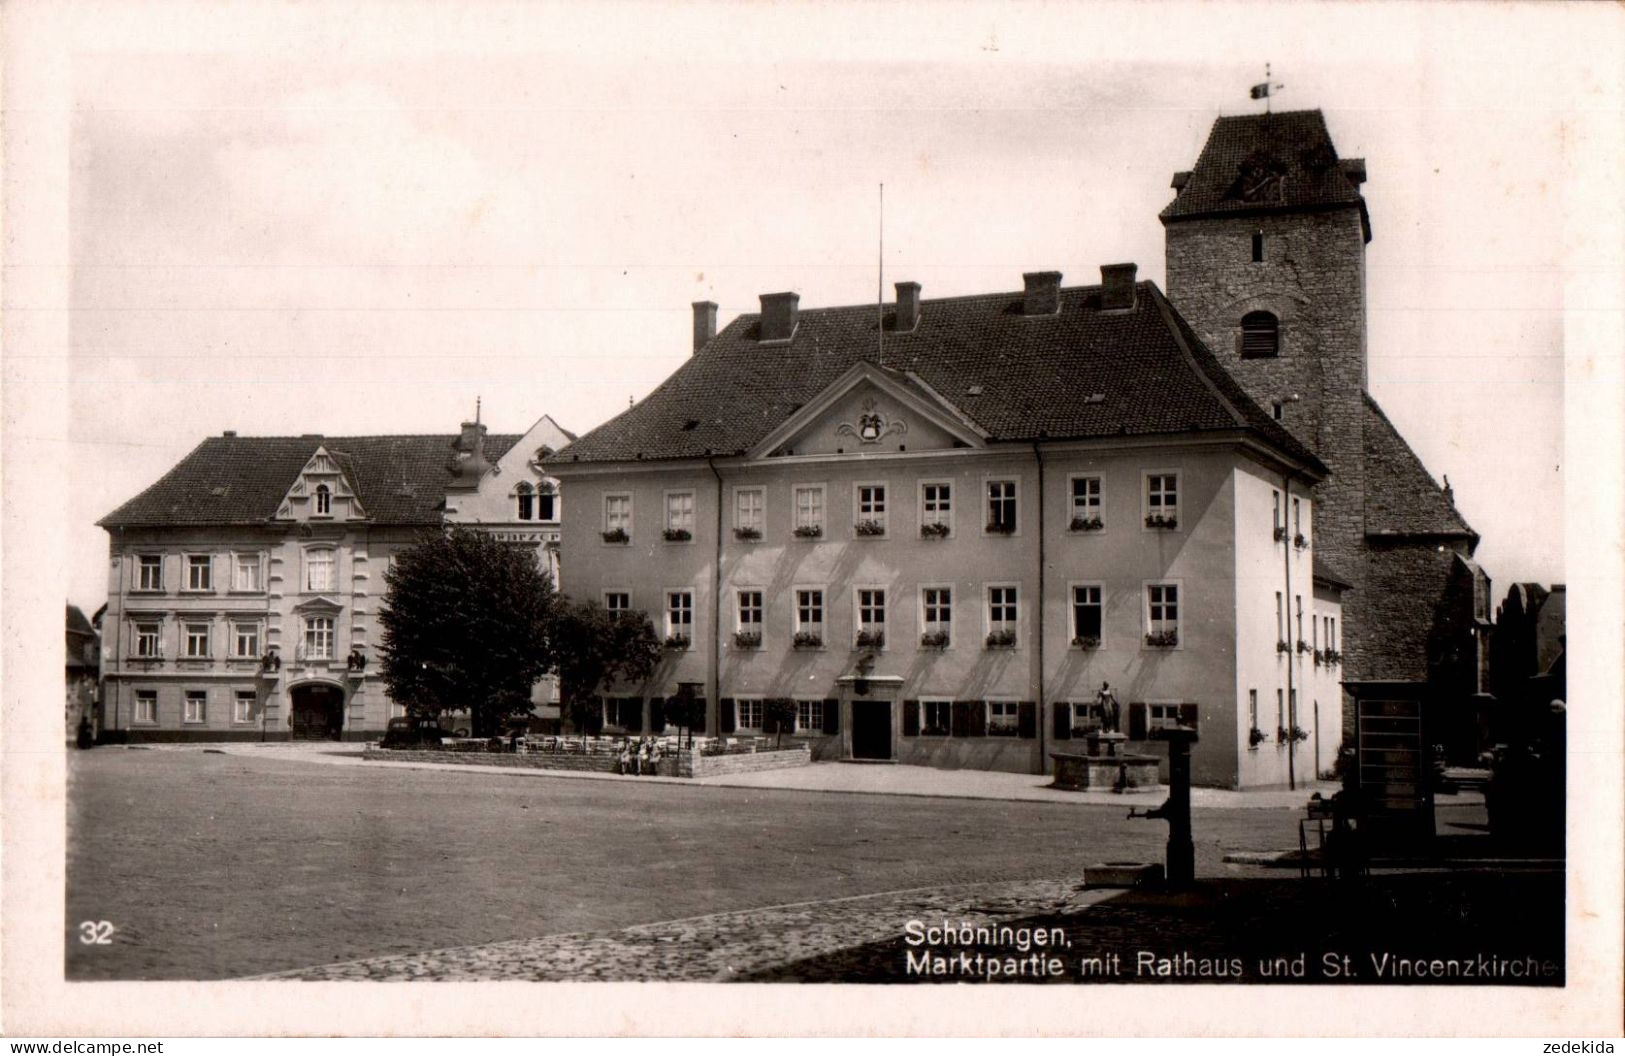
[1161,109,1371,558]
[1161,109,1488,739]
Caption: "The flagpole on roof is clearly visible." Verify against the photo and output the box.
[877,182,885,369]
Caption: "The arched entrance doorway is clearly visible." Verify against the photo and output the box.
[289,682,345,740]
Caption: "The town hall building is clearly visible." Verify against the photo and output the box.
[547,107,1480,788]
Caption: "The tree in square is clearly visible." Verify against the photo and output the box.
[379,526,557,738]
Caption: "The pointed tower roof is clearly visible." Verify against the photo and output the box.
[1161,109,1370,240]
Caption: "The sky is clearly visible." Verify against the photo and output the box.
[15,0,1611,614]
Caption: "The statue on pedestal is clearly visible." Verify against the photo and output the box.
[1097,682,1120,735]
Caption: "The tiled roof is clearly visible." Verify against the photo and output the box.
[66,605,99,671]
[1161,109,1365,224]
[554,281,1324,472]
[1312,554,1355,591]
[1362,395,1476,539]
[99,433,521,528]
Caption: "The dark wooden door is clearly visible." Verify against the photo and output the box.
[290,686,342,740]
[850,700,892,760]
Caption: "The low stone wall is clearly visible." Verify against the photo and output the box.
[681,744,812,778]
[364,743,811,778]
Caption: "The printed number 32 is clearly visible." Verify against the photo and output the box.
[78,921,115,945]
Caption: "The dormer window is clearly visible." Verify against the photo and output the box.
[314,484,332,516]
[1240,311,1279,358]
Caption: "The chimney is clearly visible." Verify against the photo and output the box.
[759,291,799,342]
[1100,263,1137,310]
[1022,271,1062,316]
[894,281,921,332]
[691,301,717,354]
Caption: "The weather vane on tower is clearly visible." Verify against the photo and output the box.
[1250,63,1284,113]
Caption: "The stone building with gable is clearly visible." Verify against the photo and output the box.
[1161,109,1492,737]
[96,414,571,741]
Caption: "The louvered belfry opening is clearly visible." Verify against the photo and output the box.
[1239,310,1280,358]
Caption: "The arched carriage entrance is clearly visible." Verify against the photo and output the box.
[289,682,345,740]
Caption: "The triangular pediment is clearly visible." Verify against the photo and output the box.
[293,595,345,615]
[748,363,988,460]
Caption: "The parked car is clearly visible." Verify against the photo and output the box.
[380,716,454,749]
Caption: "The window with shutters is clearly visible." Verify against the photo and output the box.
[1148,702,1183,731]
[986,700,1020,737]
[134,690,157,724]
[1240,311,1279,358]
[795,699,823,733]
[921,700,952,737]
[1071,700,1109,733]
[736,697,764,732]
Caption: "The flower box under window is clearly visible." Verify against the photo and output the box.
[733,630,762,649]
[919,630,950,650]
[1293,533,1309,550]
[792,525,823,540]
[985,520,1016,535]
[792,631,823,649]
[1276,639,1291,654]
[1145,629,1179,648]
[1248,727,1269,748]
[663,634,691,650]
[1071,635,1100,650]
[733,526,762,541]
[1273,526,1287,542]
[1145,513,1179,530]
[1297,640,1313,655]
[854,629,885,649]
[1313,648,1326,666]
[1069,515,1104,532]
[1323,648,1342,665]
[985,629,1017,649]
[662,528,693,542]
[1289,726,1309,742]
[854,519,886,537]
[919,522,950,540]
[602,527,629,544]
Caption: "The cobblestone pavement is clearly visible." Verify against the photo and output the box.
[256,877,1120,982]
